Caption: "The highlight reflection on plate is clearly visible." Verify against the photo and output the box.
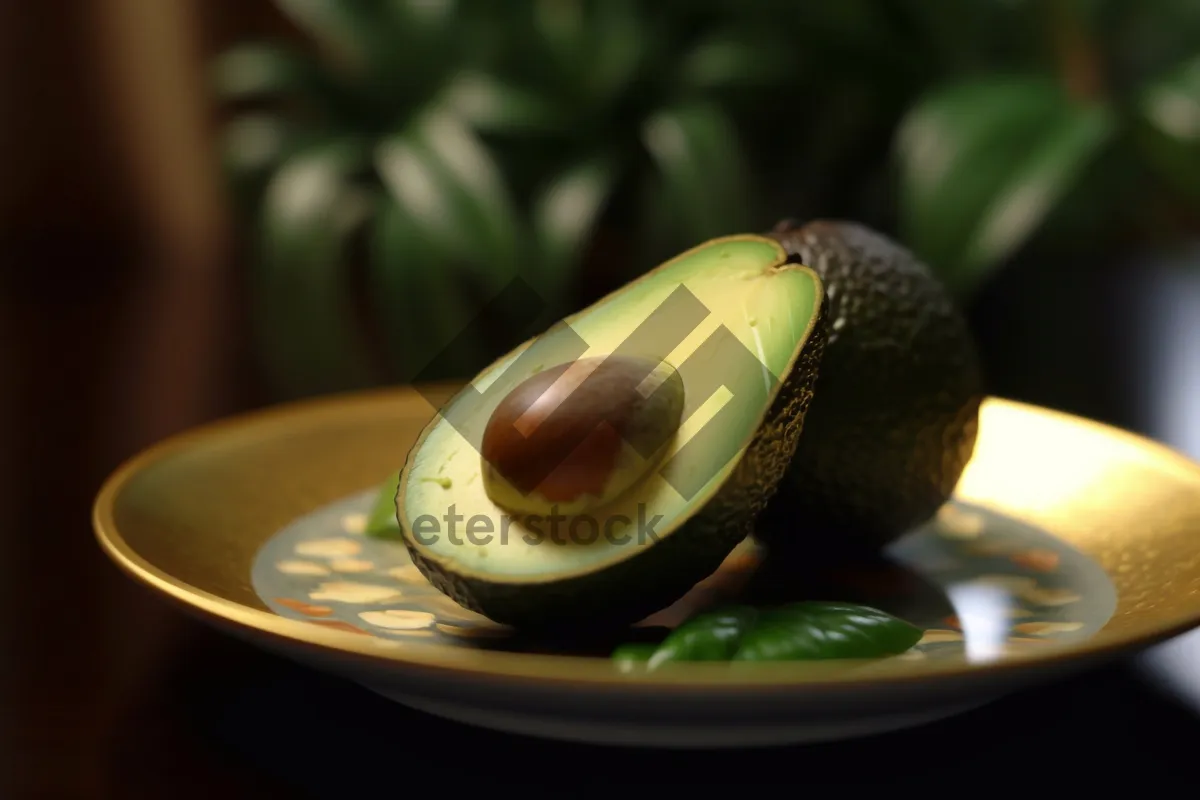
[251,493,1116,664]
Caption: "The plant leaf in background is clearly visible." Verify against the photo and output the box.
[369,195,481,382]
[375,106,530,354]
[273,0,387,73]
[1138,54,1200,204]
[530,0,587,82]
[372,0,466,112]
[213,45,352,220]
[643,102,753,243]
[581,0,650,107]
[895,76,1116,294]
[530,155,618,307]
[215,1,514,397]
[221,0,1200,401]
[677,31,793,91]
[896,77,1061,273]
[377,118,505,272]
[410,109,523,280]
[255,139,378,395]
[219,113,303,221]
[473,0,772,280]
[212,44,342,114]
[962,103,1115,278]
[440,71,565,136]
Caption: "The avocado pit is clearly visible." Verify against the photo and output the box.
[480,355,685,518]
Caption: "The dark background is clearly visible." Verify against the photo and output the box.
[2,1,1199,795]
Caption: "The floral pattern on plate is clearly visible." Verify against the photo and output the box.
[252,490,1117,663]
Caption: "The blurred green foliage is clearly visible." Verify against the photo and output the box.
[214,0,1200,398]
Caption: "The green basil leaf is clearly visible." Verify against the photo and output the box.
[646,606,758,667]
[365,472,403,538]
[613,644,656,660]
[614,602,922,668]
[611,642,659,672]
[734,602,923,661]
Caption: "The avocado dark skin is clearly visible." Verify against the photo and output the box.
[758,219,985,558]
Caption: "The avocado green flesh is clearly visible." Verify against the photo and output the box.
[401,237,819,582]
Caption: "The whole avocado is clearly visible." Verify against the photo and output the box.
[757,219,984,555]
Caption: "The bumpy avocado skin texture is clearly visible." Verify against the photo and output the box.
[397,244,830,631]
[759,220,983,553]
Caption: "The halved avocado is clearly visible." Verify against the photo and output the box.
[396,235,828,630]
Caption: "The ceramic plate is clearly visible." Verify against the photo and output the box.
[94,389,1200,747]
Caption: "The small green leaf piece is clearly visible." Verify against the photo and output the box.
[734,602,923,662]
[647,606,758,667]
[613,602,922,668]
[365,472,403,538]
[611,643,659,672]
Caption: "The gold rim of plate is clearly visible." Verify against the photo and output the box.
[93,387,1200,691]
